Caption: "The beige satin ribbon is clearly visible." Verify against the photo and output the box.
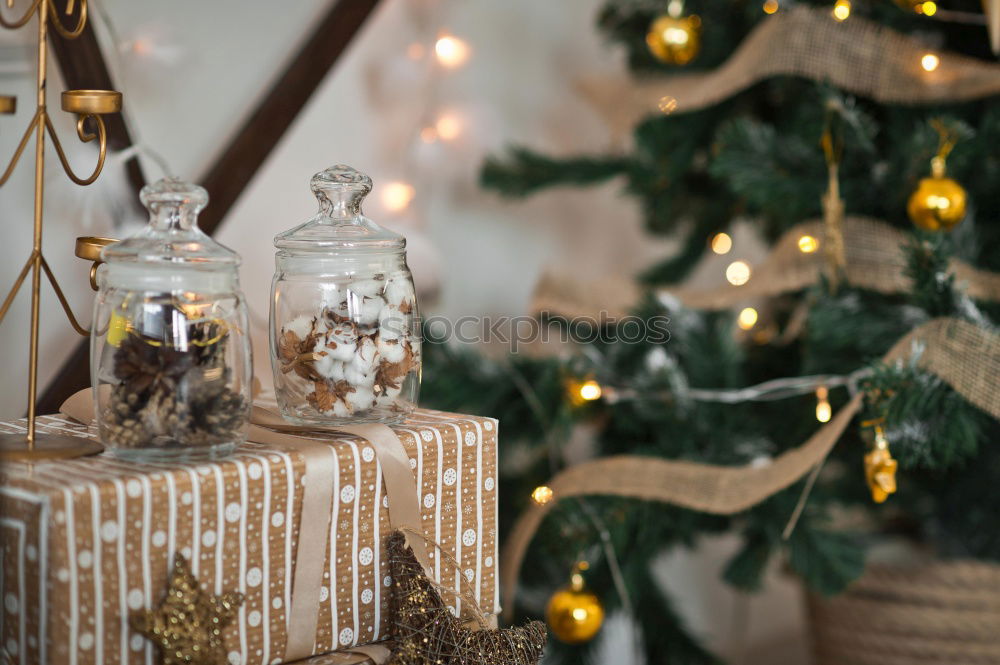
[241,413,433,663]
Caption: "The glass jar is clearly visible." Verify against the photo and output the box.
[270,165,420,426]
[91,178,252,459]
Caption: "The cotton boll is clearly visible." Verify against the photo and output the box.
[324,324,358,362]
[356,296,384,326]
[348,278,385,299]
[331,401,351,418]
[377,335,406,364]
[284,315,317,339]
[346,386,376,412]
[314,353,345,381]
[346,337,377,386]
[378,305,408,341]
[345,364,376,387]
[384,275,415,308]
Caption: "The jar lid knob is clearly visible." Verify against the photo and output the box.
[311,165,372,217]
[140,177,209,215]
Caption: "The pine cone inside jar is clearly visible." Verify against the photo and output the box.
[103,317,247,448]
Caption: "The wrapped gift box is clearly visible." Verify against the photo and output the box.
[0,410,499,665]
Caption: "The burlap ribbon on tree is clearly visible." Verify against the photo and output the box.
[500,317,1000,618]
[577,6,1000,137]
[531,216,1000,318]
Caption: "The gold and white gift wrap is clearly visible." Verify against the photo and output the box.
[0,405,500,664]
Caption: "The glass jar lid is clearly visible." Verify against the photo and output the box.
[273,165,405,251]
[102,177,239,266]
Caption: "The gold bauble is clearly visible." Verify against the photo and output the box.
[545,571,605,644]
[646,14,702,65]
[907,158,967,231]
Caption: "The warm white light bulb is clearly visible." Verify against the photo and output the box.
[381,182,415,212]
[435,112,462,141]
[921,53,940,72]
[710,233,732,255]
[798,235,819,253]
[726,261,751,286]
[737,307,758,330]
[832,0,851,21]
[434,35,470,68]
[578,380,602,401]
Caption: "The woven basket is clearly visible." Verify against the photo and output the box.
[807,560,1000,665]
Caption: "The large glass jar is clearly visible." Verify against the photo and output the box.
[91,178,252,459]
[270,165,420,426]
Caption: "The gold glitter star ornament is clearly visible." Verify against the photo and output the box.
[130,554,244,665]
[385,531,547,665]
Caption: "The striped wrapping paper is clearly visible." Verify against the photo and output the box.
[0,410,499,665]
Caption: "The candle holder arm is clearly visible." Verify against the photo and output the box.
[45,112,107,186]
[44,0,86,39]
[0,110,41,186]
[0,0,42,30]
[0,253,37,326]
[40,255,89,336]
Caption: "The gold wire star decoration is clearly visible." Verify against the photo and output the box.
[385,530,547,665]
[130,554,244,665]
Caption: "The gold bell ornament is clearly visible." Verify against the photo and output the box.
[646,0,702,65]
[907,120,968,232]
[864,424,898,503]
[546,561,605,644]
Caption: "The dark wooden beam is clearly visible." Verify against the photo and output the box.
[37,0,381,414]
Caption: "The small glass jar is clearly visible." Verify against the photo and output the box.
[270,165,420,426]
[91,178,252,459]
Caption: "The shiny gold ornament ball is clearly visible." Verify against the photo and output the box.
[907,157,967,232]
[646,14,702,65]
[546,582,605,644]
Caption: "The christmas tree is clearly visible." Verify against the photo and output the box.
[423,1,1000,662]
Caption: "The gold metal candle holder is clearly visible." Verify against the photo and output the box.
[0,0,122,461]
[75,235,117,290]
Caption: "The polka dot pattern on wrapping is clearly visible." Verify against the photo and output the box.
[271,511,285,528]
[247,567,262,587]
[362,447,375,462]
[225,502,241,522]
[462,529,477,547]
[443,468,457,486]
[359,547,374,566]
[339,628,354,646]
[341,485,355,503]
[423,494,435,509]
[127,589,144,610]
[361,588,373,604]
[484,477,495,491]
[465,431,476,446]
[421,430,433,442]
[100,521,118,542]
